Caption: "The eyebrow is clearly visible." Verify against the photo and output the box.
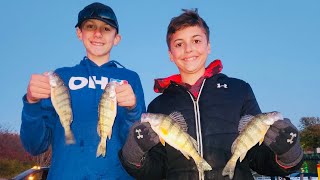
[173,34,203,43]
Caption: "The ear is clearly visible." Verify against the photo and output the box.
[113,34,121,45]
[76,27,83,40]
[207,42,211,54]
[168,50,174,62]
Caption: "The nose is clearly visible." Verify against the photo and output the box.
[185,43,193,53]
[93,28,103,38]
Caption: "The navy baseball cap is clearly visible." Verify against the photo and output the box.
[75,2,119,33]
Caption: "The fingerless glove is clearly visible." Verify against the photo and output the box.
[121,121,159,165]
[264,118,303,167]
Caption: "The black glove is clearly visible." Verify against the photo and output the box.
[264,118,303,167]
[121,121,159,165]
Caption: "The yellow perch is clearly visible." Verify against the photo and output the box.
[141,112,212,174]
[48,71,75,144]
[96,81,117,157]
[222,111,283,179]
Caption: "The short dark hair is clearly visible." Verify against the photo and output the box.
[166,9,210,49]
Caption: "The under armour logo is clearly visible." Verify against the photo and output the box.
[135,129,143,139]
[287,132,297,144]
[217,83,228,88]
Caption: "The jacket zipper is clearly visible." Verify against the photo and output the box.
[187,79,207,180]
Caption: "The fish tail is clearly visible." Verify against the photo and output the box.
[222,156,238,180]
[196,158,212,173]
[65,128,75,144]
[96,139,107,157]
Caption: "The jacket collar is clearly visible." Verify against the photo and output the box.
[154,59,223,93]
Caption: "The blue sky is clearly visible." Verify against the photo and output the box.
[0,1,319,132]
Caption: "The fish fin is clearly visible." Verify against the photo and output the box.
[65,128,76,144]
[96,139,107,157]
[107,129,112,140]
[259,128,268,145]
[160,137,166,146]
[181,151,190,160]
[231,138,238,154]
[196,158,212,174]
[97,123,101,137]
[259,136,265,145]
[190,136,199,151]
[160,127,169,135]
[238,114,255,133]
[259,139,263,145]
[261,128,268,135]
[222,156,237,180]
[169,111,188,132]
[239,151,247,162]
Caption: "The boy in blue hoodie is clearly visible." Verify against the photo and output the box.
[20,2,145,179]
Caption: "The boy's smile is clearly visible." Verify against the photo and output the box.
[76,19,121,66]
[168,26,211,84]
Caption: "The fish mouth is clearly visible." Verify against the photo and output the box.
[270,111,283,120]
[48,73,58,87]
[141,113,161,127]
[263,111,283,125]
[141,113,151,123]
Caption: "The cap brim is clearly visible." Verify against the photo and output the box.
[75,17,118,32]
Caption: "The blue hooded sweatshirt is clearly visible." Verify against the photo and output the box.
[20,57,146,180]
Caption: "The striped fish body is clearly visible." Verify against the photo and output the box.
[96,82,117,157]
[48,72,75,144]
[222,111,283,179]
[141,112,212,174]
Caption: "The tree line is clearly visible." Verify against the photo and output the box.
[0,126,51,179]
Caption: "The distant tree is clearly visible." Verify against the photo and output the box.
[0,127,32,162]
[32,146,52,166]
[0,126,52,178]
[299,117,320,152]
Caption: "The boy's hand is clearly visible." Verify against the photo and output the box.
[264,118,303,167]
[264,118,299,155]
[26,73,51,103]
[115,83,136,110]
[121,121,159,165]
[132,122,159,152]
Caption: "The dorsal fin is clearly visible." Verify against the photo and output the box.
[169,111,188,132]
[238,114,254,133]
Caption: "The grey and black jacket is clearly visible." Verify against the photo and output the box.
[120,73,301,180]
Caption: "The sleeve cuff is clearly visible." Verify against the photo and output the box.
[22,94,43,117]
[126,104,143,121]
